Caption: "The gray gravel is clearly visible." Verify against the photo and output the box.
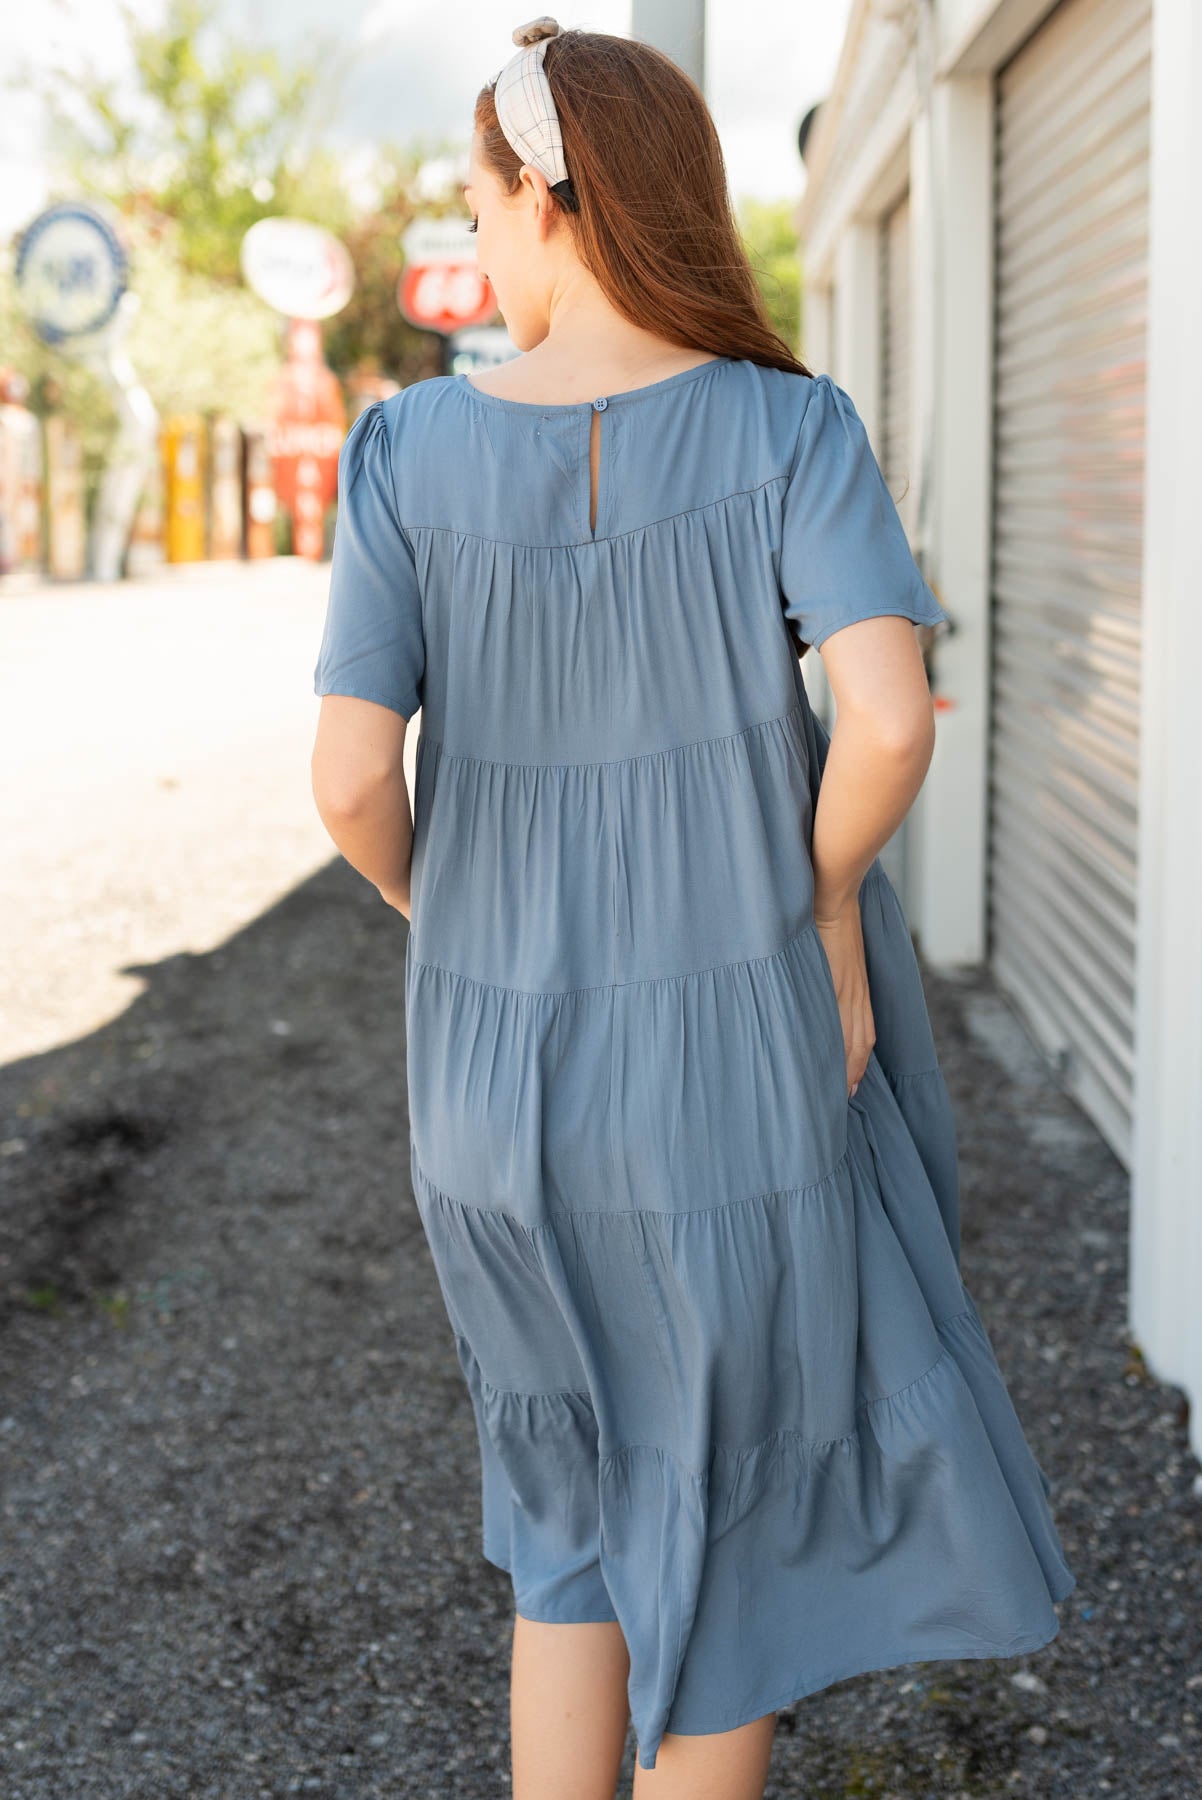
[2,837,1200,1796]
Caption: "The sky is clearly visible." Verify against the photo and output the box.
[0,0,853,239]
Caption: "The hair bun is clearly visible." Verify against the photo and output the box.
[512,16,561,47]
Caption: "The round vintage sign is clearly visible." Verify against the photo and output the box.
[240,218,354,320]
[15,202,129,346]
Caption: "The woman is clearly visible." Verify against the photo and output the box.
[310,19,1075,1798]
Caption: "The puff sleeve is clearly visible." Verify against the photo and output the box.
[778,372,949,652]
[313,399,424,719]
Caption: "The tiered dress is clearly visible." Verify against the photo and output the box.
[313,355,1076,1772]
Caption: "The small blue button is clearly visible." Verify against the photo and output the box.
[592,396,608,410]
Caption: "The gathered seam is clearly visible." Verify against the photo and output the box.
[457,1316,979,1457]
[598,1326,979,1472]
[409,915,828,1002]
[418,698,805,774]
[404,470,787,550]
[412,1143,850,1231]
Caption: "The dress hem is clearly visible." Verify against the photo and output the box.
[479,1545,1076,1764]
[637,1591,1075,1767]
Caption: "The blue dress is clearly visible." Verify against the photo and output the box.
[313,357,1076,1771]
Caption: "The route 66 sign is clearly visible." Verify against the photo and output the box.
[397,216,497,335]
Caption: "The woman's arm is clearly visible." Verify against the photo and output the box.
[810,616,938,918]
[311,694,413,918]
[807,616,939,1096]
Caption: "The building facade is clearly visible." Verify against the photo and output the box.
[796,0,1201,1456]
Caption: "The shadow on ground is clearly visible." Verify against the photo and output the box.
[0,863,1198,1798]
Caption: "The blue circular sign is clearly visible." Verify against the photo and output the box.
[15,201,129,346]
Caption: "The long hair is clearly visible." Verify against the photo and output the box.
[474,28,813,379]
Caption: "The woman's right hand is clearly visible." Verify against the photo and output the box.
[814,896,876,1098]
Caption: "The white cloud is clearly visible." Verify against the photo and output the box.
[358,0,422,46]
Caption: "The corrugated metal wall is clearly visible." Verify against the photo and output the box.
[989,0,1152,1162]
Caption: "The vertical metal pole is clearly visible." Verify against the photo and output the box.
[84,293,160,582]
[630,0,706,94]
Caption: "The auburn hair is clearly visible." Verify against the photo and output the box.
[474,28,813,379]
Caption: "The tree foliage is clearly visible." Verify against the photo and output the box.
[40,0,340,285]
[322,147,452,388]
[11,0,803,410]
[737,197,804,357]
[27,0,443,383]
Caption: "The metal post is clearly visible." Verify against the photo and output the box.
[630,0,705,93]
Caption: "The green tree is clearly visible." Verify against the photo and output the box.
[36,0,343,285]
[23,0,441,382]
[322,145,456,387]
[737,196,804,357]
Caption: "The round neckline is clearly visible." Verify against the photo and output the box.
[454,354,735,413]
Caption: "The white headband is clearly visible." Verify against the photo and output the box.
[493,17,580,212]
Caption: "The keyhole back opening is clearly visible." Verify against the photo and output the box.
[589,406,602,537]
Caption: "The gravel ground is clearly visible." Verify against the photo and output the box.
[3,878,1200,1799]
[1,573,1199,1798]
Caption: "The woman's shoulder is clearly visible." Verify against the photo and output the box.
[685,359,858,476]
[742,361,850,437]
[347,380,462,522]
[365,360,845,543]
[379,372,465,424]
[370,373,485,471]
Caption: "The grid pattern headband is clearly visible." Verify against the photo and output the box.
[493,17,580,212]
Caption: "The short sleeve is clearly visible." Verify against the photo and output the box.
[778,372,949,652]
[313,399,424,719]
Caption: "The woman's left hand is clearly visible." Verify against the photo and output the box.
[814,896,875,1098]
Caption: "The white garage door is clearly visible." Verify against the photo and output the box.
[990,0,1152,1163]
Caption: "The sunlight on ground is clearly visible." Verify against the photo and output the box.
[0,557,416,1061]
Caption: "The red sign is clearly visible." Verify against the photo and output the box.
[397,261,496,335]
[269,318,346,560]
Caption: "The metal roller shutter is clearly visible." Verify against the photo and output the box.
[989,0,1151,1163]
